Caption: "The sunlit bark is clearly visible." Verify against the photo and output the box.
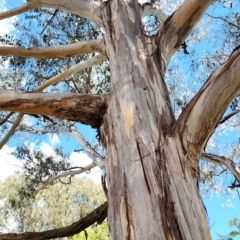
[0,0,103,27]
[156,0,215,66]
[0,40,106,58]
[176,47,240,171]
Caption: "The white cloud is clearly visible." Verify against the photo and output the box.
[0,146,23,181]
[70,151,102,184]
[0,1,17,36]
[39,143,55,155]
[49,133,60,146]
[0,144,102,184]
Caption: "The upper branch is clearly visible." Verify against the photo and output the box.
[0,90,107,128]
[0,2,38,20]
[201,153,240,183]
[0,0,103,27]
[0,201,107,240]
[0,40,106,58]
[176,47,240,157]
[155,0,215,66]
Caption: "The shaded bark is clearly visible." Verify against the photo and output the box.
[0,202,107,240]
[0,90,107,128]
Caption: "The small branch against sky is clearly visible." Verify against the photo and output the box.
[0,113,24,149]
[58,125,105,168]
[35,162,96,192]
[200,153,240,183]
[36,54,106,91]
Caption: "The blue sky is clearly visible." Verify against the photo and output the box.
[0,0,240,239]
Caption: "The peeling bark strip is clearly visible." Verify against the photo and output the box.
[0,202,107,240]
[0,90,107,128]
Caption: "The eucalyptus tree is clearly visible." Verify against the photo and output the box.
[0,175,107,237]
[0,0,240,240]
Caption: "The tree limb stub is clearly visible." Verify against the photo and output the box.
[177,46,240,157]
[0,39,106,58]
[201,153,240,183]
[0,90,107,128]
[156,0,215,65]
[0,201,108,240]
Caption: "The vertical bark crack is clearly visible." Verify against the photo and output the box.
[123,173,131,240]
[136,139,151,193]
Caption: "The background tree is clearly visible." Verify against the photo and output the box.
[0,175,107,239]
[0,0,240,239]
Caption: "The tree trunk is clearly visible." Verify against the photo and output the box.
[100,2,210,239]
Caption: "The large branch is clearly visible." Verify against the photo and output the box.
[176,47,240,157]
[0,90,107,128]
[201,153,240,183]
[156,0,215,66]
[0,201,107,240]
[0,54,106,148]
[0,40,106,58]
[0,0,103,27]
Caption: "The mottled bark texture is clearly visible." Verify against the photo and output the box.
[99,1,211,239]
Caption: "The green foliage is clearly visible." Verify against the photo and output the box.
[71,221,109,240]
[217,218,240,240]
[0,175,106,234]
